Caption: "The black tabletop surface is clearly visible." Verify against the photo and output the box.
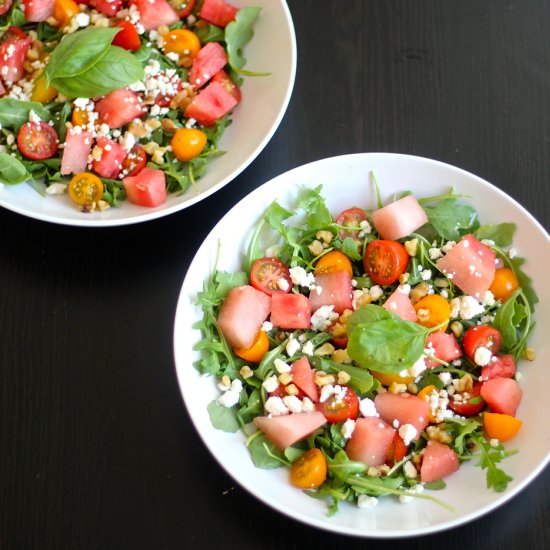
[2,1,550,549]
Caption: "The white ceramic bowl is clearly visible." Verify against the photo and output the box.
[0,0,296,227]
[173,153,550,538]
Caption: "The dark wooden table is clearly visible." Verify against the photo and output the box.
[2,1,550,548]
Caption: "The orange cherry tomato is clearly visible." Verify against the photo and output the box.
[68,172,104,205]
[234,330,269,363]
[162,29,201,67]
[71,107,90,127]
[290,448,327,489]
[414,294,451,331]
[489,267,519,302]
[483,412,522,441]
[363,240,409,286]
[370,370,415,386]
[417,384,437,423]
[314,250,353,277]
[53,0,79,27]
[171,128,207,161]
[31,73,57,103]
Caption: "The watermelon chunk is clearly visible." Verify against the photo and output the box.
[188,42,228,89]
[424,332,462,369]
[480,377,522,416]
[383,286,417,321]
[480,354,517,381]
[371,194,429,241]
[92,136,126,179]
[420,440,459,483]
[122,167,167,207]
[23,0,54,21]
[131,0,179,31]
[436,234,496,299]
[89,0,124,16]
[60,128,93,175]
[290,356,318,402]
[374,392,429,440]
[253,411,327,451]
[308,271,353,314]
[198,0,239,28]
[0,30,32,85]
[184,80,238,126]
[94,89,146,129]
[345,417,396,467]
[270,293,311,330]
[217,285,271,349]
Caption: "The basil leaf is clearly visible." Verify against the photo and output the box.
[44,27,120,82]
[51,46,144,98]
[226,6,261,70]
[0,99,51,131]
[424,198,479,240]
[0,153,31,184]
[346,304,392,335]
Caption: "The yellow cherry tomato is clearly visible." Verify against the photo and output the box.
[314,250,353,277]
[370,370,415,386]
[290,448,327,489]
[483,412,522,441]
[489,267,519,302]
[171,128,207,162]
[68,172,104,205]
[234,330,269,363]
[414,294,451,331]
[162,29,201,67]
[53,0,79,27]
[417,384,437,423]
[31,73,57,103]
[71,107,90,127]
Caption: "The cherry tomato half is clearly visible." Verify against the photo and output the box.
[363,240,409,286]
[17,121,59,160]
[314,250,353,277]
[385,433,409,467]
[68,172,104,205]
[1,25,25,42]
[317,385,359,423]
[234,330,269,363]
[122,144,147,177]
[290,448,327,489]
[448,381,486,416]
[112,20,142,52]
[462,325,502,363]
[168,0,196,17]
[250,258,292,296]
[162,28,201,67]
[335,207,369,241]
[0,0,13,17]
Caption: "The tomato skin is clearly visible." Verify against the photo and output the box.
[335,207,369,241]
[0,0,13,17]
[234,329,269,363]
[363,240,409,286]
[68,172,104,205]
[462,325,502,362]
[385,433,409,467]
[17,121,59,160]
[489,267,519,302]
[314,250,353,277]
[448,381,486,416]
[112,20,142,51]
[290,448,327,489]
[122,144,147,177]
[250,258,292,296]
[170,0,195,17]
[1,25,26,42]
[317,385,359,423]
[171,128,207,161]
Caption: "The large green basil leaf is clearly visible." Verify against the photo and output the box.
[0,99,51,131]
[424,198,479,240]
[44,27,120,82]
[346,304,392,336]
[225,6,262,70]
[0,153,31,184]
[51,46,145,98]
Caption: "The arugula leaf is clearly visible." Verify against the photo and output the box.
[207,400,240,432]
[52,46,144,98]
[298,185,333,231]
[225,7,262,71]
[471,433,515,492]
[214,271,248,299]
[0,153,31,184]
[474,223,516,247]
[0,99,51,131]
[247,435,286,468]
[423,198,479,240]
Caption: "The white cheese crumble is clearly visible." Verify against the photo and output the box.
[285,335,301,357]
[217,379,243,408]
[341,418,356,439]
[289,266,315,288]
[262,375,279,393]
[398,423,417,445]
[474,346,493,366]
[310,305,339,331]
[357,495,378,508]
[359,398,379,417]
[264,396,289,416]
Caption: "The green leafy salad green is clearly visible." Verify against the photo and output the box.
[193,180,538,514]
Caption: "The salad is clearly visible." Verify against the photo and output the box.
[0,0,261,211]
[193,177,538,514]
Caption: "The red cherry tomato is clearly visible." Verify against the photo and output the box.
[335,207,369,241]
[168,0,195,17]
[17,121,59,160]
[122,144,147,177]
[363,240,409,286]
[250,258,292,296]
[462,325,502,362]
[1,25,26,42]
[385,432,409,466]
[448,381,486,416]
[0,0,13,17]
[112,20,142,52]
[317,385,359,423]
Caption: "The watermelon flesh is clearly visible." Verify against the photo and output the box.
[383,286,417,321]
[60,129,93,175]
[371,194,428,241]
[374,391,429,440]
[420,440,459,483]
[480,377,523,416]
[290,356,318,402]
[308,271,353,314]
[345,417,396,466]
[270,293,311,330]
